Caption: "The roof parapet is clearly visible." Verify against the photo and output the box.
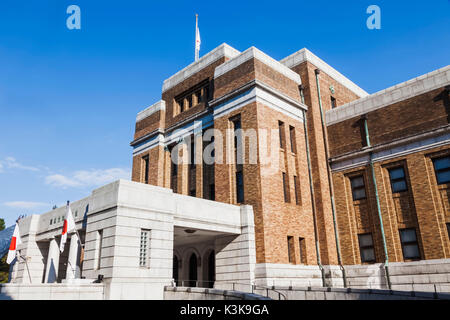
[136,100,166,122]
[281,48,369,98]
[162,43,240,93]
[214,47,302,85]
[325,65,450,125]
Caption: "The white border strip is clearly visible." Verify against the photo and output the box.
[213,87,304,122]
[162,43,241,93]
[215,47,301,85]
[331,133,450,172]
[281,48,368,98]
[136,100,166,122]
[326,65,450,125]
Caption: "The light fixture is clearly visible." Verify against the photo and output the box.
[184,229,197,234]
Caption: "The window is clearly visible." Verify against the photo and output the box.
[278,121,285,149]
[358,233,376,263]
[209,183,215,201]
[289,126,296,153]
[298,237,306,264]
[190,140,195,167]
[294,176,300,205]
[171,159,178,194]
[287,236,294,263]
[447,223,450,240]
[282,172,290,203]
[95,230,103,270]
[236,171,244,203]
[195,90,202,104]
[350,175,366,200]
[176,98,185,113]
[331,96,337,109]
[175,83,209,116]
[399,228,421,260]
[142,155,149,184]
[140,230,150,267]
[388,166,408,193]
[232,117,242,165]
[433,156,450,185]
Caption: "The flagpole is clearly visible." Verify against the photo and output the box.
[67,201,85,272]
[195,14,199,61]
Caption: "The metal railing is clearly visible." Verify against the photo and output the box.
[174,280,287,300]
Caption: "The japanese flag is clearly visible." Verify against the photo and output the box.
[60,202,76,253]
[7,223,22,264]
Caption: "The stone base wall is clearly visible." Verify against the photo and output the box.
[0,284,104,300]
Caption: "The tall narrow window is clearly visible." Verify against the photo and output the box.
[298,237,306,264]
[171,157,178,194]
[331,96,337,109]
[433,156,450,185]
[278,121,285,149]
[232,116,244,203]
[388,166,408,193]
[236,171,244,203]
[282,172,290,203]
[358,233,376,263]
[293,176,300,205]
[95,230,103,270]
[287,236,294,263]
[140,229,150,267]
[142,155,149,184]
[187,95,193,109]
[190,139,195,169]
[447,223,450,240]
[289,126,296,153]
[399,228,421,260]
[350,175,366,200]
[209,183,215,201]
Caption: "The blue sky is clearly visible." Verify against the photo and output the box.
[0,1,449,226]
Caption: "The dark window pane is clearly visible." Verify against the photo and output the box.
[403,244,420,259]
[400,229,417,242]
[433,157,450,171]
[351,176,364,188]
[392,180,407,193]
[437,169,450,184]
[353,188,366,200]
[236,171,244,203]
[389,167,405,180]
[361,248,375,262]
[359,234,373,247]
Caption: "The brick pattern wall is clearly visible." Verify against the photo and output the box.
[327,88,449,158]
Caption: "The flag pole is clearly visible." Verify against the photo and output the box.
[67,201,85,269]
[195,14,199,61]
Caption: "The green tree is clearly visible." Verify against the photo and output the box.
[0,218,9,283]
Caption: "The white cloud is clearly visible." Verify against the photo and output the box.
[4,201,49,209]
[45,168,130,189]
[1,157,39,172]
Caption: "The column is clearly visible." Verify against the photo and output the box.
[44,238,60,283]
[65,233,81,280]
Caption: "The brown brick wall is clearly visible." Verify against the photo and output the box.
[134,110,164,141]
[214,58,301,102]
[162,58,228,129]
[332,145,450,265]
[327,88,449,158]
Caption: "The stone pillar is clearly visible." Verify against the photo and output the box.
[214,205,256,292]
[44,238,60,283]
[65,233,81,280]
